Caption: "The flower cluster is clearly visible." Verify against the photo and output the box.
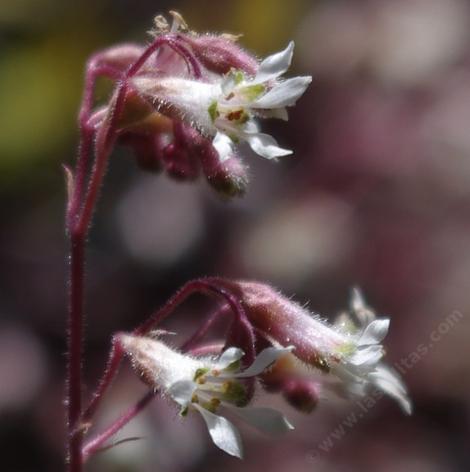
[117,282,411,459]
[84,12,311,197]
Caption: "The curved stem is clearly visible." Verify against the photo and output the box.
[180,305,230,352]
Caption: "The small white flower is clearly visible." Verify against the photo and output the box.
[133,42,312,162]
[120,334,294,458]
[330,289,412,414]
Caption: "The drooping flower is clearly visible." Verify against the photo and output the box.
[82,12,311,197]
[133,41,312,161]
[217,280,412,414]
[330,288,412,412]
[119,334,294,458]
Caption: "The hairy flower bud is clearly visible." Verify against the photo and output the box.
[162,140,200,180]
[205,156,249,198]
[281,378,320,414]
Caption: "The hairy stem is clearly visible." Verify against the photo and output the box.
[66,34,204,471]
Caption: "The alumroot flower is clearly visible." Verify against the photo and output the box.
[219,281,412,414]
[83,12,311,197]
[119,334,294,458]
[133,41,312,161]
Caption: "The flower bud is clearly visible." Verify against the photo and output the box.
[204,155,249,198]
[258,351,319,413]
[258,350,298,392]
[281,378,320,414]
[173,123,249,197]
[162,141,200,180]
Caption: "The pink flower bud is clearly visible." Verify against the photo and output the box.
[281,378,320,414]
[258,351,319,413]
[173,123,249,197]
[205,156,249,198]
[162,141,200,180]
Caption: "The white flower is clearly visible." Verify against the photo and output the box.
[133,42,312,162]
[330,288,412,414]
[119,334,294,458]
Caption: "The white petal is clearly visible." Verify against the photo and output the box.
[167,380,196,406]
[254,76,312,109]
[253,41,295,84]
[245,132,293,160]
[359,319,390,345]
[260,107,289,121]
[348,345,384,368]
[194,404,243,458]
[242,119,260,134]
[351,287,376,326]
[213,132,234,162]
[233,407,294,436]
[234,346,293,378]
[351,287,366,312]
[369,365,412,415]
[217,347,245,370]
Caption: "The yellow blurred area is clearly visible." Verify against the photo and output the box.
[0,6,106,182]
[188,0,310,52]
[0,38,79,170]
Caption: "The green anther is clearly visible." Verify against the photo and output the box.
[233,70,245,85]
[201,398,221,413]
[241,84,266,101]
[180,406,189,417]
[223,359,241,372]
[222,381,248,407]
[208,100,219,122]
[194,367,210,381]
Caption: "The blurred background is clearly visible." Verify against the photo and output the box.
[1,0,470,470]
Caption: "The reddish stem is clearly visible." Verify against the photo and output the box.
[66,34,204,472]
[68,64,122,229]
[82,391,156,461]
[180,305,230,352]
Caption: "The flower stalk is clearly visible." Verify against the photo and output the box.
[65,28,210,472]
